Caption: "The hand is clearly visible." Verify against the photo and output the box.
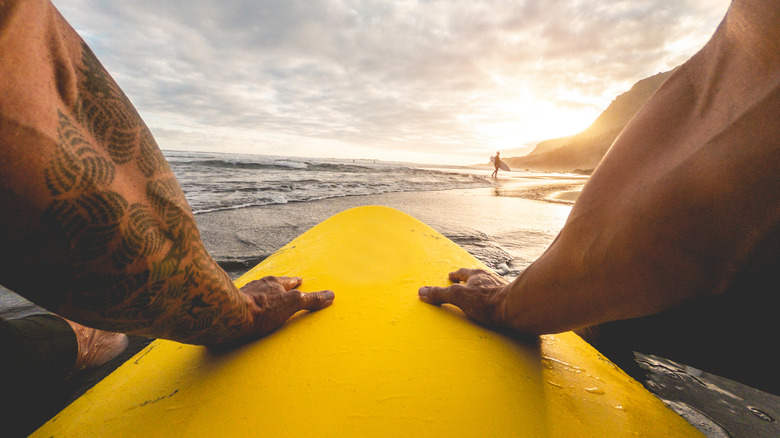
[418,268,509,327]
[241,276,334,338]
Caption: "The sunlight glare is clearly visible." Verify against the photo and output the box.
[476,99,601,152]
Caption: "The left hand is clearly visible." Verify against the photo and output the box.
[241,276,334,338]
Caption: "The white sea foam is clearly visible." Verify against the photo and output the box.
[163,150,491,214]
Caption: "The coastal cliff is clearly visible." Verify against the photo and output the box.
[504,69,674,173]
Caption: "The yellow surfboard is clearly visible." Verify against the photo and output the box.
[32,206,700,437]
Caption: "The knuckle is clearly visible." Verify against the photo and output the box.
[250,291,269,310]
[244,279,262,287]
[280,289,305,306]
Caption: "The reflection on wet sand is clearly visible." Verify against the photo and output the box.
[490,173,587,205]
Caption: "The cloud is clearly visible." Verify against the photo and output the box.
[52,0,731,163]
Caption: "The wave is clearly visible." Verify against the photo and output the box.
[188,184,482,215]
[166,151,492,214]
[168,155,420,175]
[173,159,308,171]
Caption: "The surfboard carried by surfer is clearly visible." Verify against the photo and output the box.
[490,151,509,177]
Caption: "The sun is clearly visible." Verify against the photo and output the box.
[476,100,601,154]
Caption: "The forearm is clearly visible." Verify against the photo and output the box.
[0,111,258,346]
[497,224,690,335]
[497,3,780,334]
[0,114,258,344]
[0,1,257,345]
[417,1,779,336]
[53,212,257,345]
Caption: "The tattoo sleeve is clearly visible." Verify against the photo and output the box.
[0,5,253,345]
[55,44,255,344]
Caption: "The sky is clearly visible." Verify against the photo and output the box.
[53,0,732,165]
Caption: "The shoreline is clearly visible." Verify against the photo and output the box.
[194,174,583,279]
[483,169,587,204]
[494,180,584,204]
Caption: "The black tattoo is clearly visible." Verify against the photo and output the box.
[137,132,168,177]
[70,271,149,312]
[44,191,127,262]
[45,111,116,195]
[146,177,188,230]
[112,203,165,269]
[187,294,211,318]
[77,44,167,176]
[77,44,139,164]
[37,41,247,343]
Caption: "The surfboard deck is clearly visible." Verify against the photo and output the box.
[31,206,700,437]
[491,156,510,171]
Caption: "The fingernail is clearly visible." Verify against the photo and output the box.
[418,287,429,298]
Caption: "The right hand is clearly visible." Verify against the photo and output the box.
[418,268,509,327]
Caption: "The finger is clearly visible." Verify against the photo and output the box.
[418,284,464,305]
[448,268,484,283]
[300,290,335,311]
[258,289,334,334]
[273,276,303,291]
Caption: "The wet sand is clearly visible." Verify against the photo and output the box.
[194,173,585,279]
[493,179,584,205]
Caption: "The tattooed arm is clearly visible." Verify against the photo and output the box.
[0,0,333,345]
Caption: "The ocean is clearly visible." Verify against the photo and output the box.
[165,150,581,283]
[164,150,492,215]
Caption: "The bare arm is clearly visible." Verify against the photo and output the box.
[0,0,332,345]
[421,0,780,334]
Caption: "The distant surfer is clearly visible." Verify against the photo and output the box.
[491,151,502,178]
[421,0,780,394]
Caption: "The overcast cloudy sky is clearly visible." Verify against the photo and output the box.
[53,0,731,164]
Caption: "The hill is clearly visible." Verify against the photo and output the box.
[504,69,675,173]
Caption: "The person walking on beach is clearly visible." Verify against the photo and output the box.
[491,151,502,178]
[420,0,780,394]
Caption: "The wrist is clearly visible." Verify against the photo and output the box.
[222,288,262,345]
[497,274,545,335]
